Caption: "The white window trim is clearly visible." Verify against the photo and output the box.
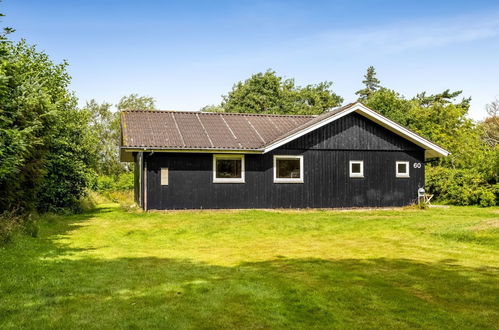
[396,161,410,178]
[349,160,364,178]
[213,154,245,183]
[273,155,304,183]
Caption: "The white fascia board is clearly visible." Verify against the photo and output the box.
[263,103,449,158]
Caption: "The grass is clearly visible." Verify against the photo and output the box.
[0,204,498,329]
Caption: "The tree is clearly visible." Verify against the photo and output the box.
[200,105,224,113]
[482,99,499,147]
[0,38,96,212]
[84,100,123,176]
[36,107,98,212]
[117,93,156,111]
[205,70,343,115]
[414,89,468,107]
[355,66,381,102]
[84,94,158,177]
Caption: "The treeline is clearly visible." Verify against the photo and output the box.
[0,23,155,240]
[0,35,154,214]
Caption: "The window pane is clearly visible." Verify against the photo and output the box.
[351,163,361,173]
[277,159,301,178]
[398,163,407,174]
[216,159,241,178]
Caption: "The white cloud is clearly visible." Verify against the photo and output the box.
[315,12,499,53]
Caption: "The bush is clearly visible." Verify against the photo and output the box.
[95,172,134,192]
[426,167,497,206]
[96,176,115,191]
[115,172,134,191]
[479,190,496,207]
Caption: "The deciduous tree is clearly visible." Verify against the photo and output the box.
[204,70,343,115]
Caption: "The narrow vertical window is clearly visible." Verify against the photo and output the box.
[273,155,304,183]
[213,154,245,183]
[349,161,364,178]
[160,168,169,185]
[396,161,410,178]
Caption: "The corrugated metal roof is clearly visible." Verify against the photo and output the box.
[121,110,315,150]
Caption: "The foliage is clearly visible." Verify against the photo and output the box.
[117,93,156,111]
[95,172,134,192]
[0,35,96,213]
[200,104,224,113]
[84,100,123,175]
[84,94,156,178]
[355,66,381,101]
[359,67,498,206]
[482,98,499,147]
[426,167,497,207]
[1,204,498,327]
[203,70,343,115]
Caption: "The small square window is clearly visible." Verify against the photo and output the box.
[213,155,245,183]
[274,155,303,183]
[396,161,410,178]
[349,161,364,178]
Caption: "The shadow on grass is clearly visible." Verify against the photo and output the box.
[1,207,498,329]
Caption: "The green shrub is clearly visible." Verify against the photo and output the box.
[426,167,497,206]
[96,176,115,191]
[478,188,497,207]
[115,172,134,191]
[95,172,134,192]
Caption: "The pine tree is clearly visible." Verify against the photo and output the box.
[355,66,381,102]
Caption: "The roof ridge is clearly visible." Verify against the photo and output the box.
[121,109,316,118]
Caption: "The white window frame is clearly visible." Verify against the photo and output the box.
[349,160,364,178]
[273,155,304,183]
[396,161,410,178]
[213,154,245,183]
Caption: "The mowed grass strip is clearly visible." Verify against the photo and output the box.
[0,204,498,329]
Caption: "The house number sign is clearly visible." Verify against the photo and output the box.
[413,163,422,168]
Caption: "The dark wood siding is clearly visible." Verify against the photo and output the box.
[144,113,426,209]
[282,112,420,151]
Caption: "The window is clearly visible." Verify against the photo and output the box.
[349,160,364,178]
[213,154,245,183]
[273,155,304,183]
[160,168,169,185]
[396,161,410,178]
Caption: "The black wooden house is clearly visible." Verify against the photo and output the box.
[120,102,448,210]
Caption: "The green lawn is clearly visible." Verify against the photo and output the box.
[1,204,498,329]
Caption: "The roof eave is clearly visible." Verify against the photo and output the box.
[120,147,264,154]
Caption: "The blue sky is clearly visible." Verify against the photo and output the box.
[4,0,499,119]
